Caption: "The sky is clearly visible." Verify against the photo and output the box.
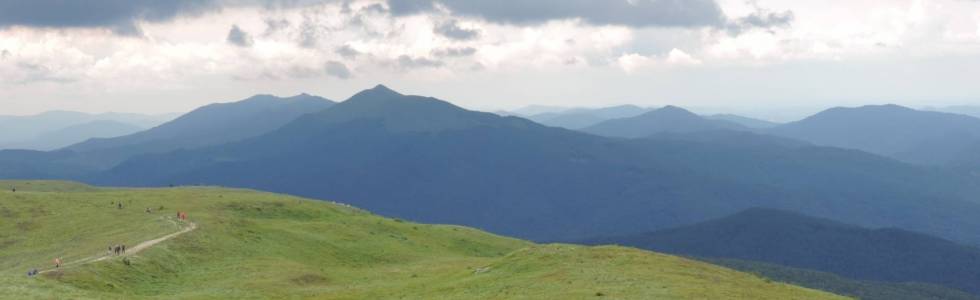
[1,0,979,121]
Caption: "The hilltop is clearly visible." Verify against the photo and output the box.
[0,181,843,299]
[587,208,980,295]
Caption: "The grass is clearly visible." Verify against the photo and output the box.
[0,181,848,299]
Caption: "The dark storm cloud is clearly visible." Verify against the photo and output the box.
[227,25,255,47]
[0,0,222,34]
[434,20,480,40]
[389,0,727,28]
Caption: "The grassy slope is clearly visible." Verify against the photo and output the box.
[704,258,980,300]
[0,181,846,299]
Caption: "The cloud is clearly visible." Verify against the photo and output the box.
[227,25,255,47]
[336,45,361,58]
[324,61,352,79]
[432,47,477,57]
[388,0,727,28]
[263,18,291,36]
[727,8,794,34]
[617,53,657,73]
[398,55,444,69]
[617,48,701,72]
[386,0,437,15]
[434,19,480,40]
[0,0,221,34]
[665,48,702,65]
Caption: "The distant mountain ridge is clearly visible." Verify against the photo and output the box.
[62,93,336,167]
[4,120,144,151]
[0,111,175,151]
[707,114,780,128]
[582,105,750,138]
[527,105,651,129]
[768,104,980,166]
[586,208,980,295]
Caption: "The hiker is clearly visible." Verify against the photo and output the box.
[54,258,61,268]
[146,207,151,213]
[114,245,120,255]
[122,245,126,254]
[108,246,113,255]
[118,202,123,209]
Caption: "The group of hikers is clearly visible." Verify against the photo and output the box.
[109,244,127,255]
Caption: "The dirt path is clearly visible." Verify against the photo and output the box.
[41,219,197,274]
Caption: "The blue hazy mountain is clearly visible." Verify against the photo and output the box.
[582,105,750,138]
[63,93,335,167]
[5,120,144,151]
[0,93,335,179]
[768,104,980,166]
[706,114,781,128]
[509,105,569,116]
[527,105,651,129]
[585,208,980,295]
[91,85,980,246]
[925,105,980,119]
[0,111,174,150]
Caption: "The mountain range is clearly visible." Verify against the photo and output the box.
[768,104,980,167]
[4,87,980,246]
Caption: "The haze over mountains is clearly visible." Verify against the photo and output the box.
[582,106,751,138]
[65,93,335,167]
[525,105,651,129]
[769,104,980,167]
[0,94,335,178]
[0,111,177,151]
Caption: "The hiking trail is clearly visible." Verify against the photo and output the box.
[40,219,197,274]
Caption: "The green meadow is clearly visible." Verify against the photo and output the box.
[0,181,847,299]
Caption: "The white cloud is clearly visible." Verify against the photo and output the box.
[666,48,702,65]
[2,0,980,115]
[616,53,656,73]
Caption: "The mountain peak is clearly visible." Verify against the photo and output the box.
[583,104,749,138]
[296,86,536,133]
[653,105,696,115]
[371,84,400,95]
